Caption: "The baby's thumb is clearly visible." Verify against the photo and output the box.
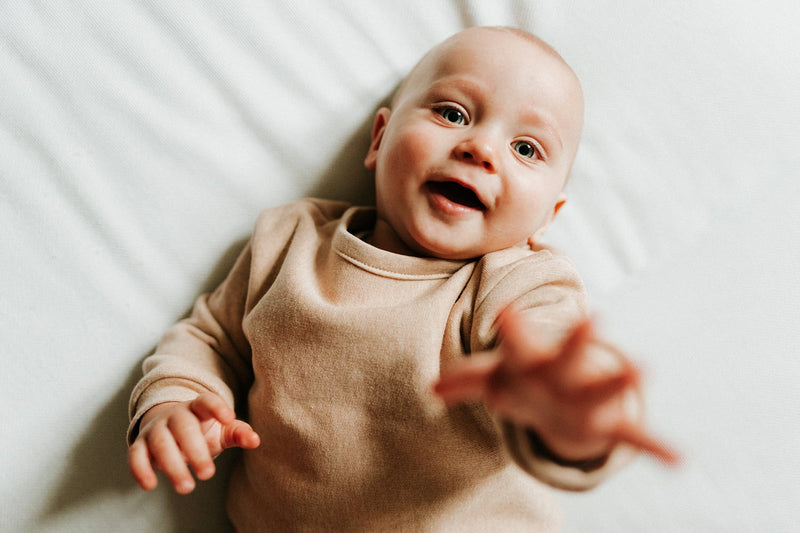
[220,420,261,450]
[496,305,539,362]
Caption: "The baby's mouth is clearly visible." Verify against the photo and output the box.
[427,181,486,211]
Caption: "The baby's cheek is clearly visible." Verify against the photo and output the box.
[514,186,553,229]
[393,128,435,168]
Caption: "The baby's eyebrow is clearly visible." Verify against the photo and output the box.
[426,76,485,99]
[520,109,563,151]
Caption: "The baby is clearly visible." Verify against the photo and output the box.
[127,26,676,531]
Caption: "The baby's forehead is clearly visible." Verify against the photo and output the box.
[441,27,561,60]
[410,29,572,92]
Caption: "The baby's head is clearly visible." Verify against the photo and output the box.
[364,26,584,260]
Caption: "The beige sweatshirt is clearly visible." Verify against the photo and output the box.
[129,199,635,532]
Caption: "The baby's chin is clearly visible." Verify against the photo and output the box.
[404,236,501,261]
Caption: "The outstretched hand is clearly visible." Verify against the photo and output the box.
[434,307,679,466]
[128,393,261,494]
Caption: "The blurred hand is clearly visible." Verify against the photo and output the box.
[434,306,679,465]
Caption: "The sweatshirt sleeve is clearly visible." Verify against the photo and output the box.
[127,240,256,444]
[126,199,351,445]
[470,245,639,491]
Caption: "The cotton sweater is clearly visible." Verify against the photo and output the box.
[129,199,636,532]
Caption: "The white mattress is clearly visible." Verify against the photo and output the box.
[2,1,799,531]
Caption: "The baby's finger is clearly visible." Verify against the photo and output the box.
[220,420,261,450]
[190,393,235,425]
[613,422,681,466]
[146,428,196,494]
[554,319,594,369]
[128,440,158,491]
[496,306,548,366]
[433,354,500,404]
[571,366,639,404]
[169,413,216,481]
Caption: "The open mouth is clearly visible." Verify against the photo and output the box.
[427,181,486,211]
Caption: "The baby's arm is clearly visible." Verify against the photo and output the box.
[128,241,259,493]
[129,393,260,494]
[434,306,678,473]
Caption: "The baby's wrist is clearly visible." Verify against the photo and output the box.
[139,401,184,427]
[525,429,611,472]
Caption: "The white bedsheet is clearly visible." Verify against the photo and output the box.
[2,1,799,531]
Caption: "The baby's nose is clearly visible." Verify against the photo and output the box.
[455,137,497,172]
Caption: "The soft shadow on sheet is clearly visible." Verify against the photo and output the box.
[37,106,382,530]
[38,242,248,532]
[307,101,385,206]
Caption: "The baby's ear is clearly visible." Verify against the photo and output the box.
[530,193,567,244]
[551,193,567,220]
[364,107,391,170]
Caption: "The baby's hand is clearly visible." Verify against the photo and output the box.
[434,307,678,465]
[128,392,260,494]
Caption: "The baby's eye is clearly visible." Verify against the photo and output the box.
[512,140,538,159]
[438,107,467,125]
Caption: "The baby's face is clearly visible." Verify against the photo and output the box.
[365,27,584,260]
